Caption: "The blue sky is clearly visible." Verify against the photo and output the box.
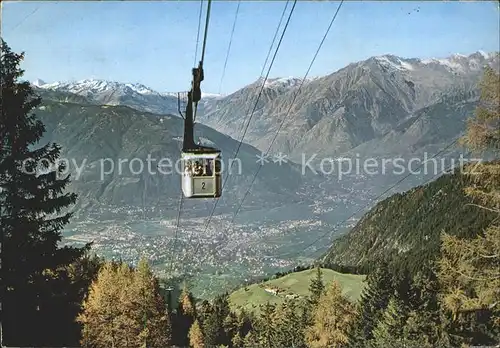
[2,1,499,95]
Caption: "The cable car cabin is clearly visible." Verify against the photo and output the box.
[181,149,221,198]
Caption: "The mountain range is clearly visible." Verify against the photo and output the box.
[32,78,222,118]
[198,51,498,162]
[30,50,499,219]
[33,51,499,165]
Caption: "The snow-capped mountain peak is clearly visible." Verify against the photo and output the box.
[32,78,165,96]
[374,55,415,71]
[265,76,304,88]
[31,78,184,115]
[369,51,497,75]
[201,92,223,99]
[33,78,223,99]
[250,76,308,91]
[123,82,157,95]
[30,78,224,116]
[32,78,47,87]
[420,51,495,68]
[29,50,497,119]
[476,50,490,59]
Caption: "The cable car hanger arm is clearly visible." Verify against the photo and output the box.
[191,62,204,104]
[177,92,185,119]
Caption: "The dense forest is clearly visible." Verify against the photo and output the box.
[1,39,499,347]
[322,162,498,274]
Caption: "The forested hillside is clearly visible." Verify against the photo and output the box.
[322,166,498,273]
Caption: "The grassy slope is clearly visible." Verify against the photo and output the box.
[229,268,365,312]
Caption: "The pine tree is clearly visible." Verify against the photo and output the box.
[179,283,197,318]
[371,296,408,347]
[223,311,239,346]
[196,293,231,347]
[305,280,357,348]
[56,251,104,345]
[274,299,306,348]
[189,319,205,348]
[300,300,313,330]
[461,64,500,152]
[173,284,197,346]
[134,258,171,347]
[197,299,212,323]
[437,63,500,346]
[213,293,232,345]
[347,261,393,347]
[402,310,445,348]
[202,309,220,346]
[271,301,288,347]
[77,259,171,347]
[255,302,276,347]
[233,308,253,347]
[243,331,259,348]
[437,221,500,344]
[308,266,325,306]
[0,39,88,346]
[401,271,451,347]
[78,262,126,347]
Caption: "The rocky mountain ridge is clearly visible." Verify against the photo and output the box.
[32,51,499,164]
[199,51,498,161]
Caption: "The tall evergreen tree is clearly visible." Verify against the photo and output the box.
[0,39,88,346]
[212,293,232,345]
[347,261,393,347]
[438,213,500,345]
[52,251,103,345]
[189,319,205,348]
[271,301,288,347]
[461,64,500,152]
[308,266,325,306]
[273,299,306,348]
[255,302,276,347]
[202,308,220,346]
[134,258,172,347]
[173,284,197,346]
[78,262,129,347]
[197,299,212,323]
[232,308,253,348]
[401,271,451,347]
[371,296,408,347]
[223,311,239,346]
[77,259,171,347]
[305,280,357,348]
[438,62,500,346]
